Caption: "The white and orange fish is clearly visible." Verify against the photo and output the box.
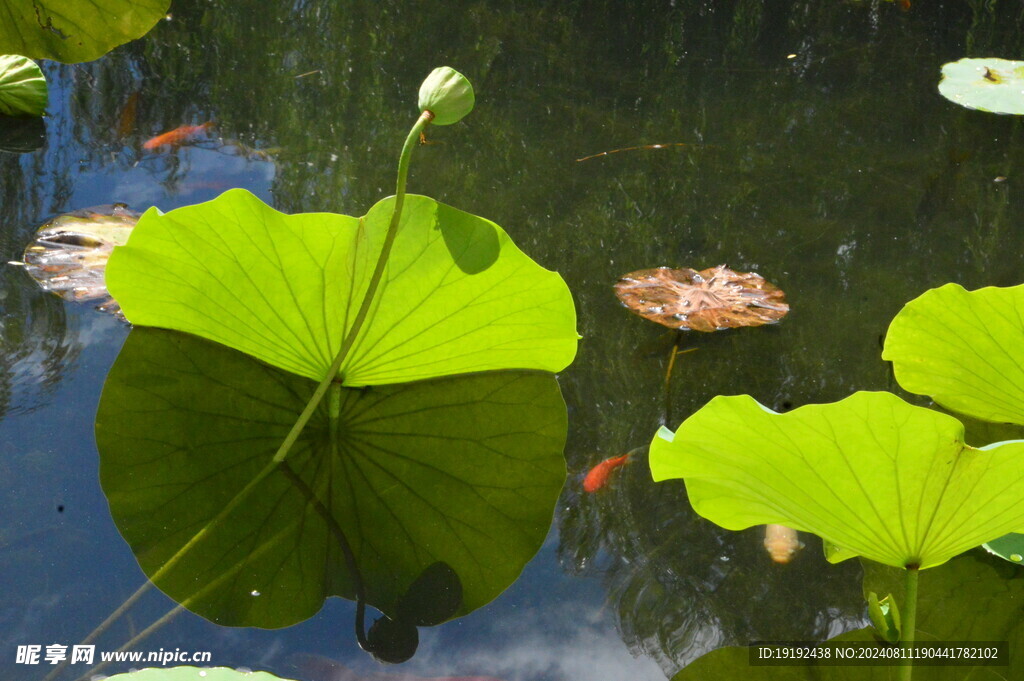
[763,524,804,564]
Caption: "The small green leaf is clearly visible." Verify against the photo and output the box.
[883,282,1024,425]
[866,591,901,643]
[105,188,578,385]
[418,66,474,125]
[938,57,1024,115]
[0,55,46,117]
[649,391,1024,569]
[0,0,169,63]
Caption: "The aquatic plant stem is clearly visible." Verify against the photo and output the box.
[899,565,920,681]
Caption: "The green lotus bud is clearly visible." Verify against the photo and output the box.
[418,67,474,125]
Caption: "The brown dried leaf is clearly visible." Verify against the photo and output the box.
[20,204,139,319]
[614,265,789,332]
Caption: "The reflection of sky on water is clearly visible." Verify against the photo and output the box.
[8,2,1024,680]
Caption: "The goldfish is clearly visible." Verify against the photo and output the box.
[763,524,804,564]
[583,453,630,493]
[143,121,215,150]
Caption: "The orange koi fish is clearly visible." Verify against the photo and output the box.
[763,524,804,564]
[143,121,215,150]
[583,453,630,493]
[116,92,140,140]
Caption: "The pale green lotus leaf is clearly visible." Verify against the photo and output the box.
[883,283,1024,425]
[106,668,295,681]
[0,0,169,63]
[650,391,1024,569]
[938,57,1024,115]
[0,55,46,116]
[105,188,578,386]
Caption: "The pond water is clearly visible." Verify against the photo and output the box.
[4,1,1024,680]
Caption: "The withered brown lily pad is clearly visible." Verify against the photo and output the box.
[614,265,789,332]
[20,204,139,318]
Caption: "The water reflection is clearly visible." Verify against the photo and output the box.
[6,0,1024,678]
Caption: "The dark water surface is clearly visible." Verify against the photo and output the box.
[4,1,1024,680]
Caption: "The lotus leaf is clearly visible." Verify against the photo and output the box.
[96,328,567,627]
[22,203,138,318]
[938,57,1024,115]
[105,188,577,385]
[614,265,788,332]
[649,391,1024,569]
[106,668,295,681]
[0,0,169,63]
[0,55,46,117]
[671,552,1024,679]
[883,282,1024,425]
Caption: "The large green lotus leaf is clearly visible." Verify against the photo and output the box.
[883,283,1024,425]
[105,188,578,385]
[649,391,1024,569]
[107,668,295,681]
[0,55,46,116]
[672,553,1024,680]
[0,0,169,63]
[96,328,567,627]
[983,532,1024,566]
[939,58,1024,115]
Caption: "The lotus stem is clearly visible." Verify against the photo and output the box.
[899,565,919,681]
